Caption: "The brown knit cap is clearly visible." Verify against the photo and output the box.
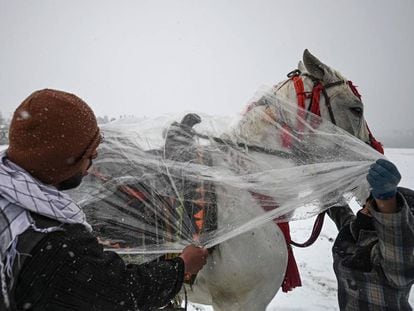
[7,89,101,185]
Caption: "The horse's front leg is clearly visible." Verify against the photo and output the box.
[187,221,287,311]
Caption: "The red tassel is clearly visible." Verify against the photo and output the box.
[282,244,302,292]
[277,222,302,292]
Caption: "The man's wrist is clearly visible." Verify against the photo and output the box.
[371,196,399,214]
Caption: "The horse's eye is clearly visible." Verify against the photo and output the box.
[350,107,363,117]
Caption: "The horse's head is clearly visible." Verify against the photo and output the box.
[276,49,371,144]
[229,49,383,159]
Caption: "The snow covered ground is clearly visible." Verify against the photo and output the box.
[189,148,414,310]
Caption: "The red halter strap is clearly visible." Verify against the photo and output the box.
[280,75,307,148]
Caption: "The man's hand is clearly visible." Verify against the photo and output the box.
[179,245,208,275]
[367,159,401,200]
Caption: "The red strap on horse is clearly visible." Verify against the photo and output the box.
[279,212,325,292]
[292,75,307,133]
[292,76,306,109]
[277,222,302,292]
[310,83,323,116]
[289,212,326,248]
[282,75,306,148]
[347,80,362,99]
[366,123,384,154]
[369,134,384,154]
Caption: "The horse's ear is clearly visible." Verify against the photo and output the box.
[303,49,330,81]
[298,61,306,73]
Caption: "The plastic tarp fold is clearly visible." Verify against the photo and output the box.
[71,89,382,256]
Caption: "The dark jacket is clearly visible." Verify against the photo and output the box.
[6,214,184,311]
[328,187,414,311]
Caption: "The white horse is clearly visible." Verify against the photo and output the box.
[184,49,373,311]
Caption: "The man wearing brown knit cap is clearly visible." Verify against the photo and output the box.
[7,89,102,189]
[0,89,208,311]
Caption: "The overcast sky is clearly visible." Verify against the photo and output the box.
[1,0,413,134]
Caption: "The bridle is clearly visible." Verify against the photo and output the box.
[285,69,362,126]
[274,69,383,154]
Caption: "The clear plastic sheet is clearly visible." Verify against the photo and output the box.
[71,88,383,255]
